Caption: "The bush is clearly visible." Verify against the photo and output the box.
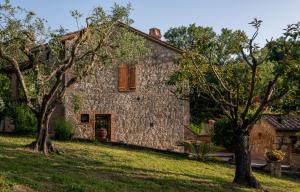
[53,117,74,140]
[13,104,37,135]
[189,123,205,135]
[182,141,211,161]
[212,118,234,151]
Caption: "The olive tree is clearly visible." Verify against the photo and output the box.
[166,20,300,188]
[0,0,147,154]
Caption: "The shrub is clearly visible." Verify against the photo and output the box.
[212,118,234,151]
[189,123,205,135]
[265,149,285,162]
[53,117,74,140]
[13,104,37,135]
[182,141,211,161]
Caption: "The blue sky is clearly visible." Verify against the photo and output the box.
[8,0,300,45]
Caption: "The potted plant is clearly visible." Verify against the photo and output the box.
[99,128,107,140]
[265,149,285,177]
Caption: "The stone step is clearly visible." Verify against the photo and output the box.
[282,170,300,179]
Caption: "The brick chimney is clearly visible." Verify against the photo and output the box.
[149,28,162,39]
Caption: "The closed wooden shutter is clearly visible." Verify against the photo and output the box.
[118,64,128,92]
[129,65,136,90]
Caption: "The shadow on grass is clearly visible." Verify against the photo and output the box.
[0,137,298,192]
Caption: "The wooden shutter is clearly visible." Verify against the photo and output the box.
[118,64,128,91]
[129,65,136,90]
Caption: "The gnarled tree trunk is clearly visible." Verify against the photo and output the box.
[26,106,59,155]
[233,132,261,189]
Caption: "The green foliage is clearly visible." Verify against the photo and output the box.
[53,117,74,140]
[0,74,11,106]
[297,131,300,140]
[212,119,234,151]
[189,123,205,135]
[165,25,236,123]
[0,97,4,113]
[271,83,300,113]
[164,24,216,51]
[166,20,300,186]
[166,21,300,128]
[190,94,222,124]
[0,1,148,150]
[182,141,211,161]
[71,93,83,112]
[12,104,37,135]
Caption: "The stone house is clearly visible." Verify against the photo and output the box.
[42,26,188,152]
[1,25,189,152]
[250,113,300,169]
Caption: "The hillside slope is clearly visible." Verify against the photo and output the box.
[0,136,299,192]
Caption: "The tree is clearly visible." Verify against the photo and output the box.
[0,74,10,127]
[166,20,300,188]
[165,24,223,124]
[212,118,234,151]
[0,0,147,154]
[271,81,300,113]
[0,97,4,113]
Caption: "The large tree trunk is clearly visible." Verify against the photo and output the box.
[233,133,261,189]
[26,109,59,155]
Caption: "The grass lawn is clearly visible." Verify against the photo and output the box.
[0,136,299,192]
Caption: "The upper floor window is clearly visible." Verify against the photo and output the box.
[118,64,136,92]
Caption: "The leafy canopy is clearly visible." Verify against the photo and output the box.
[0,0,148,115]
[167,20,300,130]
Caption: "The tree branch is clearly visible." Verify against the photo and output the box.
[0,47,37,113]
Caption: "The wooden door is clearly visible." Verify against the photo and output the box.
[95,114,111,141]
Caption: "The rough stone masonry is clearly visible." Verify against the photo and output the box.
[60,27,190,152]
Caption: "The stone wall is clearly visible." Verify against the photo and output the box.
[275,131,295,165]
[250,120,276,160]
[250,120,295,165]
[291,153,300,170]
[1,117,15,132]
[63,38,189,152]
[48,102,65,136]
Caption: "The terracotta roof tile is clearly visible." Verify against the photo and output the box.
[262,114,300,131]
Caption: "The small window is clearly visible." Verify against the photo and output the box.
[81,114,89,123]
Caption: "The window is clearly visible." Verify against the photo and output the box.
[118,64,136,92]
[81,114,89,123]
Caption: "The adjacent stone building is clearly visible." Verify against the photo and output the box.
[49,26,189,152]
[250,113,300,169]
